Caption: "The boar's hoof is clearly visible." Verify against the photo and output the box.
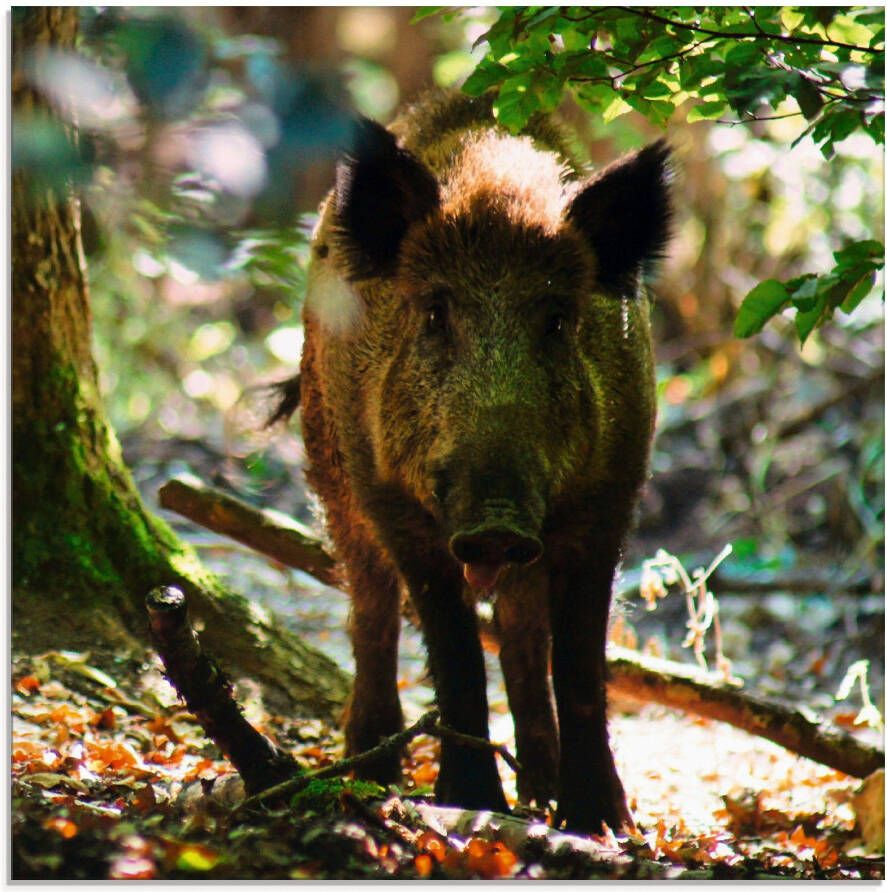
[555,787,633,836]
[435,749,509,813]
[515,746,558,808]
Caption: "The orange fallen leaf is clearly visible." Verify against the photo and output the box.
[44,816,78,839]
[414,854,433,877]
[416,831,447,862]
[411,762,438,785]
[87,740,141,770]
[13,741,62,770]
[93,708,116,730]
[15,675,41,695]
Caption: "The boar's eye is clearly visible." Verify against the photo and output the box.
[427,304,446,332]
[545,310,572,338]
[545,313,565,335]
[423,291,450,337]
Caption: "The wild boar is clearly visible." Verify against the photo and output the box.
[295,91,672,833]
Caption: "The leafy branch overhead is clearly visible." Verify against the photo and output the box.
[430,5,885,341]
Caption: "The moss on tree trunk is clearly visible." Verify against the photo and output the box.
[12,7,348,718]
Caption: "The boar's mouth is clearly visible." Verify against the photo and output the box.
[449,525,543,592]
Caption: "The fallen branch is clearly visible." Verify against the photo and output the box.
[146,585,300,794]
[607,644,883,779]
[158,475,337,586]
[158,475,885,778]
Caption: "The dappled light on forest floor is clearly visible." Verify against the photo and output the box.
[12,649,882,879]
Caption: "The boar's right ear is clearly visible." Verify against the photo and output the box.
[566,139,673,294]
[334,117,440,280]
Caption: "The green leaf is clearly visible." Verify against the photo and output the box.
[641,79,674,99]
[723,41,761,69]
[602,94,633,123]
[813,109,864,151]
[794,290,828,344]
[493,77,540,132]
[686,100,727,122]
[794,77,824,121]
[834,239,884,265]
[734,279,790,337]
[410,7,443,24]
[636,35,683,63]
[176,845,220,872]
[840,274,878,313]
[461,61,508,96]
[560,26,590,52]
[787,275,821,312]
[679,55,723,91]
[781,8,805,32]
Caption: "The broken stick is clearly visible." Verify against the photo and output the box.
[146,585,300,793]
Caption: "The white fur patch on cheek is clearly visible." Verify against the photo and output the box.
[305,261,363,335]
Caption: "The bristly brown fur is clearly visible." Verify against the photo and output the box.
[296,89,673,832]
[263,374,301,428]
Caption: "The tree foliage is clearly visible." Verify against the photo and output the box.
[420,5,885,342]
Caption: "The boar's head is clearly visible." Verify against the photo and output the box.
[333,118,672,591]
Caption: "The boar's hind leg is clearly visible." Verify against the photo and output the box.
[343,545,404,783]
[549,553,633,835]
[494,568,559,807]
[408,562,508,813]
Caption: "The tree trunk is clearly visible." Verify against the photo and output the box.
[11,7,348,718]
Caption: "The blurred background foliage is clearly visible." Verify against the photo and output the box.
[12,7,884,593]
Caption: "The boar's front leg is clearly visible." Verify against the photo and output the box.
[494,566,559,807]
[406,558,508,813]
[549,548,632,834]
[343,543,404,783]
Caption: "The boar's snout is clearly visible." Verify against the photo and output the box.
[449,526,543,592]
[450,527,543,566]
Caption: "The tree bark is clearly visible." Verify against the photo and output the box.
[12,7,348,719]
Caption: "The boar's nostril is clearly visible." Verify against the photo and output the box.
[450,528,543,567]
[504,539,543,565]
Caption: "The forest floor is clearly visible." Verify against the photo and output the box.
[12,430,885,880]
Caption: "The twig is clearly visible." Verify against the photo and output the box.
[236,710,442,813]
[235,709,522,816]
[146,585,300,794]
[617,6,883,54]
[435,722,522,775]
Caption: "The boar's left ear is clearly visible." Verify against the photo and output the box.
[334,117,440,280]
[566,139,673,294]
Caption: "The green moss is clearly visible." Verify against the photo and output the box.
[289,777,387,814]
[13,358,197,607]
